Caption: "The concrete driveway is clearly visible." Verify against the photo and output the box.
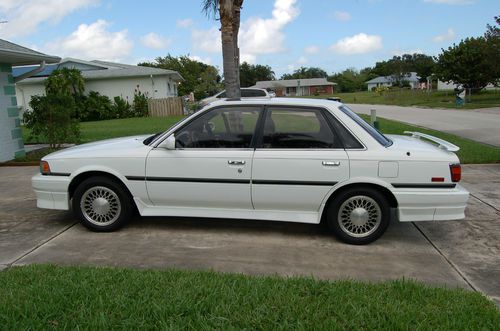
[0,166,499,305]
[348,104,500,147]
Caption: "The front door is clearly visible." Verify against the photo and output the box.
[251,106,350,213]
[146,105,262,210]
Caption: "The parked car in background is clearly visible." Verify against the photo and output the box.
[199,88,270,108]
[32,98,469,245]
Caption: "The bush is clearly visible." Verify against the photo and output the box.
[112,96,132,119]
[79,91,114,121]
[24,95,80,147]
[132,89,149,117]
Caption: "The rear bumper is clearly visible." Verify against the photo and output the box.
[32,174,71,210]
[394,184,469,222]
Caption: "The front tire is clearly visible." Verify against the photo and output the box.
[326,187,390,245]
[72,176,133,232]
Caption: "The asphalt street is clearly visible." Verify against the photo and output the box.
[348,104,500,147]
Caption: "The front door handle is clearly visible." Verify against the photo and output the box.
[322,161,340,167]
[228,160,246,166]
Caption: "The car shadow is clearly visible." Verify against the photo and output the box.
[129,215,332,238]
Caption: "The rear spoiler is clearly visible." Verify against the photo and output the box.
[404,131,460,152]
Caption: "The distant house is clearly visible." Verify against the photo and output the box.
[0,38,60,162]
[15,58,183,112]
[365,72,421,91]
[437,80,498,91]
[252,78,336,97]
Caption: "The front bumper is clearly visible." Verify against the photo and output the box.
[394,184,469,222]
[32,173,71,210]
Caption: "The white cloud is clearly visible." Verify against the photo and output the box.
[423,0,474,4]
[188,55,212,65]
[0,0,99,38]
[432,28,455,42]
[141,32,170,49]
[240,53,257,64]
[333,11,351,21]
[192,27,221,53]
[330,33,382,55]
[296,56,308,64]
[44,19,133,62]
[177,18,194,28]
[191,0,299,63]
[239,0,299,61]
[304,45,320,54]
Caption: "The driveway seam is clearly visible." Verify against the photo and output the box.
[6,222,77,269]
[470,193,500,212]
[412,222,478,292]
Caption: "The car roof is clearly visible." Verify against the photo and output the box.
[207,97,342,109]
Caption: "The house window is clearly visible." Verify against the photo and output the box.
[168,83,171,94]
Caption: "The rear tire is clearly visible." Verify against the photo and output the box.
[72,176,133,232]
[326,187,390,245]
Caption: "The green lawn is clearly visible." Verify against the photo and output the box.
[0,265,497,329]
[360,115,500,164]
[23,116,185,144]
[303,89,500,109]
[21,115,499,164]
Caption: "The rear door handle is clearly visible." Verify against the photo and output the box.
[322,161,340,167]
[228,160,246,166]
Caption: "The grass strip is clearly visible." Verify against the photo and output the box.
[0,265,498,330]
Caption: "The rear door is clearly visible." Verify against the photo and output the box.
[251,106,350,212]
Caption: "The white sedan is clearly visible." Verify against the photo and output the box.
[32,98,469,244]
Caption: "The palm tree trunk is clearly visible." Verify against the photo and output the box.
[219,0,241,100]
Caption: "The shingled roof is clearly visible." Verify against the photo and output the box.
[0,39,60,65]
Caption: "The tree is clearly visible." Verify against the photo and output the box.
[140,55,222,100]
[435,36,500,92]
[367,53,436,87]
[203,0,243,99]
[329,68,369,93]
[239,62,275,87]
[281,67,328,80]
[485,15,500,39]
[45,67,85,97]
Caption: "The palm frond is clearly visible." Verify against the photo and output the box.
[202,0,219,18]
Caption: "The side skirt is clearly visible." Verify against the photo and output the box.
[133,198,320,224]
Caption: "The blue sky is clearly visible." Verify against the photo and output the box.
[0,0,497,76]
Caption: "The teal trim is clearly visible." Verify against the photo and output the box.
[7,107,18,117]
[0,63,12,73]
[15,118,21,127]
[11,97,17,106]
[14,150,26,159]
[18,139,24,149]
[7,74,14,84]
[3,85,16,95]
[11,128,22,139]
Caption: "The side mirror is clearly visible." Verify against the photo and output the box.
[159,135,176,150]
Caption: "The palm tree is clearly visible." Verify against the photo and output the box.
[202,0,243,100]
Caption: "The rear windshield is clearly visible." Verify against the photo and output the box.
[339,105,392,147]
[241,89,267,97]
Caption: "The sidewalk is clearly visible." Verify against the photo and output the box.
[347,104,500,147]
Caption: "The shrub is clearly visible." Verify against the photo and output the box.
[79,91,114,121]
[112,96,132,119]
[132,89,149,117]
[24,95,80,148]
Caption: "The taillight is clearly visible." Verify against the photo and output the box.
[40,161,51,175]
[450,163,461,182]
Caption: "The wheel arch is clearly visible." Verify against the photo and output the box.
[68,170,136,211]
[319,181,398,223]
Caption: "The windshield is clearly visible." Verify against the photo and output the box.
[338,105,392,147]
